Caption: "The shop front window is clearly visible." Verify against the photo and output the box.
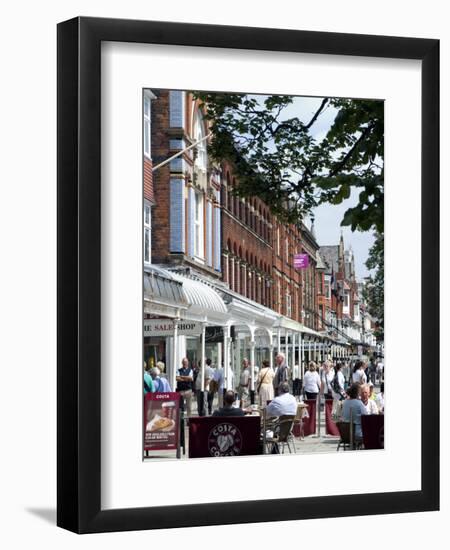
[194,191,204,259]
[286,293,292,317]
[193,109,207,188]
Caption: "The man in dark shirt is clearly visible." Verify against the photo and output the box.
[176,357,194,416]
[212,390,245,417]
[273,353,289,396]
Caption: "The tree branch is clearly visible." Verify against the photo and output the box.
[327,123,374,178]
[305,98,330,129]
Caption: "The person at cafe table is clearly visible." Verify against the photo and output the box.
[212,390,246,417]
[360,383,379,415]
[265,382,297,417]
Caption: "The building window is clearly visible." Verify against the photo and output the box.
[143,95,151,158]
[286,293,292,317]
[325,280,331,299]
[276,227,281,256]
[144,200,151,264]
[344,291,349,308]
[193,109,207,188]
[194,191,204,259]
[285,238,289,263]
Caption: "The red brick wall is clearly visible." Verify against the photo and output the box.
[148,91,220,280]
[221,162,273,307]
[148,91,324,327]
[150,91,172,263]
[222,209,273,305]
[221,161,323,325]
[316,270,326,330]
[272,221,306,321]
[144,158,154,203]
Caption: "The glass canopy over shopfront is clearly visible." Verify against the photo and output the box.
[144,266,352,391]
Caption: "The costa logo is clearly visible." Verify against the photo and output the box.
[208,423,242,457]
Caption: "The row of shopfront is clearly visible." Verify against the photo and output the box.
[144,266,362,393]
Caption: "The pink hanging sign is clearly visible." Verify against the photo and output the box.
[294,253,309,269]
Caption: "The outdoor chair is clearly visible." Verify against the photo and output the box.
[292,403,306,440]
[336,421,362,451]
[265,414,296,454]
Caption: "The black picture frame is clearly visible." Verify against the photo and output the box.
[57,16,439,534]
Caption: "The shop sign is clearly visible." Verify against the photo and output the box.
[144,392,180,451]
[293,253,309,269]
[144,318,202,336]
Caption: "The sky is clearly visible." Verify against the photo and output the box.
[271,95,376,279]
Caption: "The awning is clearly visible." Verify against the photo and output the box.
[274,316,324,338]
[145,266,228,324]
[218,287,278,330]
[144,266,187,317]
[169,272,229,325]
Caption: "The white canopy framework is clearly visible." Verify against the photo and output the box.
[144,266,354,391]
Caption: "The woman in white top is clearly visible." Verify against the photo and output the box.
[375,382,385,413]
[320,361,335,400]
[303,362,321,400]
[331,363,346,401]
[352,360,367,385]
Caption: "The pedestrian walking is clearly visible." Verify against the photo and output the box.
[149,366,172,392]
[352,360,367,385]
[144,362,155,394]
[176,357,194,416]
[303,362,321,400]
[320,360,334,400]
[238,358,251,407]
[273,352,289,396]
[256,359,274,406]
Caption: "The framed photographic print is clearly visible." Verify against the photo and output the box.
[57,17,439,533]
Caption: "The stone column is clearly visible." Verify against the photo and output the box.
[171,319,179,391]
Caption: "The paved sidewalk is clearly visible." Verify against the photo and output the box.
[144,400,341,460]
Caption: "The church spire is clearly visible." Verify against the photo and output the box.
[310,215,316,239]
[338,230,345,270]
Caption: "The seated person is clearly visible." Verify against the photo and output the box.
[342,383,367,440]
[265,382,297,417]
[375,382,385,413]
[212,390,246,417]
[360,383,379,415]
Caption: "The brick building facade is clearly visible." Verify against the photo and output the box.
[148,90,222,279]
[147,89,325,332]
[221,163,273,307]
[144,90,375,379]
[221,163,322,330]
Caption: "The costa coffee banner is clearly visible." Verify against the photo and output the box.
[325,399,340,436]
[144,318,202,337]
[302,399,317,436]
[361,414,384,449]
[188,416,262,458]
[144,392,180,451]
[293,253,309,269]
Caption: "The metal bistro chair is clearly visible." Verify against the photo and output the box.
[292,403,306,441]
[265,415,296,454]
[336,409,363,451]
[336,421,352,451]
